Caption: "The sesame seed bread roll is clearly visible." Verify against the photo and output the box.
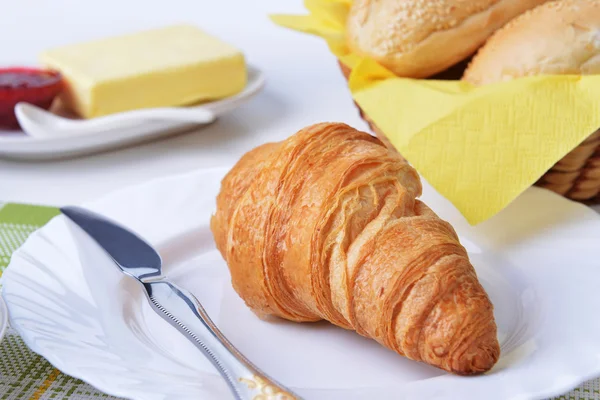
[346,0,550,78]
[463,0,600,85]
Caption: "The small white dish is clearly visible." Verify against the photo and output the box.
[0,295,7,343]
[3,167,600,400]
[0,66,264,161]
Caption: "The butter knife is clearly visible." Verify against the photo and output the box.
[61,206,299,400]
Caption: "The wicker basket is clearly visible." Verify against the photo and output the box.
[338,62,600,204]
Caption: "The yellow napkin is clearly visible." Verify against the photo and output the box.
[271,1,600,224]
[271,0,360,68]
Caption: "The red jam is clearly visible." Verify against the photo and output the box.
[0,67,63,129]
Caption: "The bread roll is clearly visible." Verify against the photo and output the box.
[346,0,550,78]
[463,0,600,85]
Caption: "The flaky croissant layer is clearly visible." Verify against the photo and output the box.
[211,122,500,375]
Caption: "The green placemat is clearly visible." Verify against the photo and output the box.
[0,202,598,400]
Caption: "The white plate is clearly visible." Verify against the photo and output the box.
[0,296,7,343]
[3,167,600,400]
[0,67,264,161]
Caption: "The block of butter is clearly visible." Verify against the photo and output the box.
[40,25,247,118]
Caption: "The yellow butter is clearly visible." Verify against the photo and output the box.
[40,25,247,118]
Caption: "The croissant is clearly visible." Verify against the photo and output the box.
[211,122,500,375]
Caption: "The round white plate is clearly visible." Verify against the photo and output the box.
[0,296,7,343]
[0,67,264,161]
[3,167,600,400]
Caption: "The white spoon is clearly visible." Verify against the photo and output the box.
[15,102,216,139]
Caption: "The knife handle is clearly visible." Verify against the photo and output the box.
[142,280,299,400]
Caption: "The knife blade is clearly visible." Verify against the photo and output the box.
[61,206,299,400]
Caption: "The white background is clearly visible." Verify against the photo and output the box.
[0,0,368,205]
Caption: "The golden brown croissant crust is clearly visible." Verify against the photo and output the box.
[211,122,500,375]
